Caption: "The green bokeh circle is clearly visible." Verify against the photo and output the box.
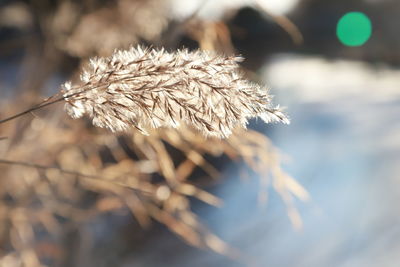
[336,12,372,47]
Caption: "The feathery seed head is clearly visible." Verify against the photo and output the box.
[63,46,288,138]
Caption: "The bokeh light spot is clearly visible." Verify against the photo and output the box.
[336,12,372,47]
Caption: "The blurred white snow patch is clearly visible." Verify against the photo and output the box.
[256,0,300,15]
[262,54,400,102]
[168,0,251,20]
[168,0,299,21]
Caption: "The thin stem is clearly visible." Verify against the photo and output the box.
[0,159,97,178]
[0,159,151,193]
[0,96,65,125]
[0,72,155,126]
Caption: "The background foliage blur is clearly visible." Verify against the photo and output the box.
[1,0,400,266]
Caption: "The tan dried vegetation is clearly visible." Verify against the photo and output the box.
[0,0,307,266]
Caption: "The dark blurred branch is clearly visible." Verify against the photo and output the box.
[255,0,304,45]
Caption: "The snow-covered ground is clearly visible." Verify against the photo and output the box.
[123,55,400,267]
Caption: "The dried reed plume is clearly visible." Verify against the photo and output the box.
[63,46,289,138]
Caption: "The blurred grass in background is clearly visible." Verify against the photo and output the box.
[1,0,400,266]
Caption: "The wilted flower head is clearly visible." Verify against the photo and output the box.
[63,46,288,138]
